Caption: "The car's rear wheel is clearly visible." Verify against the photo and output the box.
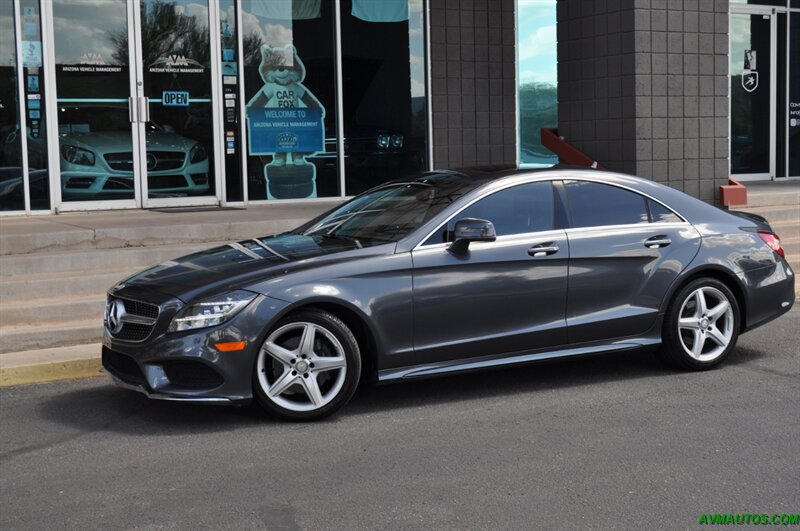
[253,309,361,421]
[659,277,740,370]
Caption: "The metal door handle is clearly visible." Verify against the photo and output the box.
[644,235,671,248]
[528,242,559,257]
[138,97,150,123]
[128,97,137,123]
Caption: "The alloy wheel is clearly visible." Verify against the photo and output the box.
[256,322,348,412]
[676,286,734,362]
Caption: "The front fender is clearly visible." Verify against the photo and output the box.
[248,252,415,370]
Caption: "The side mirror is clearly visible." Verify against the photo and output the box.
[449,217,496,254]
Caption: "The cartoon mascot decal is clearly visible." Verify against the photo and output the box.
[246,44,325,199]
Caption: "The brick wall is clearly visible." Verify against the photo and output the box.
[429,0,517,169]
[557,0,730,203]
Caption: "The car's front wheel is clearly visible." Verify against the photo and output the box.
[253,309,361,421]
[660,277,740,370]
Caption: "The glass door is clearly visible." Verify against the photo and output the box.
[50,0,220,210]
[730,10,775,181]
[51,0,139,209]
[135,0,220,206]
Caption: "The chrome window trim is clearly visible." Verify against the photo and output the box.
[562,221,690,236]
[412,228,569,253]
[411,174,688,251]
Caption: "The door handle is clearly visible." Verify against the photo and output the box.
[138,96,150,123]
[528,242,559,257]
[644,235,672,248]
[128,97,137,123]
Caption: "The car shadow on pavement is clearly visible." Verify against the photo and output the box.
[33,345,768,434]
[347,343,768,416]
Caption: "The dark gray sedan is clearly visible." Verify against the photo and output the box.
[102,167,795,420]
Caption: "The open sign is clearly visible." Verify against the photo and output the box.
[162,91,189,107]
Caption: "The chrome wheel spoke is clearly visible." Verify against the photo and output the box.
[679,317,701,330]
[268,370,298,398]
[311,355,346,373]
[298,324,317,357]
[263,341,295,367]
[706,326,728,347]
[691,330,706,358]
[300,374,324,407]
[707,300,730,322]
[694,289,708,316]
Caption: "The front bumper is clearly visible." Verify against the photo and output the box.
[103,368,235,404]
[102,293,290,404]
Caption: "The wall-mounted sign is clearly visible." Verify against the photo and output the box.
[162,91,190,106]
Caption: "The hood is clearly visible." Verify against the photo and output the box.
[61,131,194,153]
[115,233,386,303]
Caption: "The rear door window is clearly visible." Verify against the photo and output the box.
[648,199,682,223]
[564,181,649,228]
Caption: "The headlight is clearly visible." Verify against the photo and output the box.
[167,290,256,333]
[189,143,208,163]
[61,145,95,166]
[376,134,390,149]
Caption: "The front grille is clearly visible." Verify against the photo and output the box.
[104,152,186,172]
[103,347,146,386]
[107,295,160,342]
[115,322,154,341]
[149,174,188,189]
[162,360,224,389]
[147,151,185,171]
[103,152,134,171]
[121,298,159,320]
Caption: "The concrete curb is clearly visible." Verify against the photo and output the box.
[0,358,103,387]
[0,343,103,387]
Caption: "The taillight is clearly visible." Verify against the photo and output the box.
[758,231,785,258]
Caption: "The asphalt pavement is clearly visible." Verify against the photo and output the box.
[1,308,798,530]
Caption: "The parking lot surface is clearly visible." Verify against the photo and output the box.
[1,308,798,530]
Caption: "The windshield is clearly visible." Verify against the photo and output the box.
[301,175,478,246]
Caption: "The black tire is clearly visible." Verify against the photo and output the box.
[253,309,361,421]
[659,277,740,370]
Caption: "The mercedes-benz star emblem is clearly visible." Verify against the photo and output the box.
[146,153,157,170]
[106,299,127,335]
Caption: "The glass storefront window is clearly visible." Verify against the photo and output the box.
[140,0,217,201]
[340,0,428,196]
[53,0,134,202]
[730,13,772,176]
[517,0,558,167]
[790,13,800,177]
[220,0,243,202]
[0,1,24,211]
[242,0,340,200]
[19,0,50,209]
